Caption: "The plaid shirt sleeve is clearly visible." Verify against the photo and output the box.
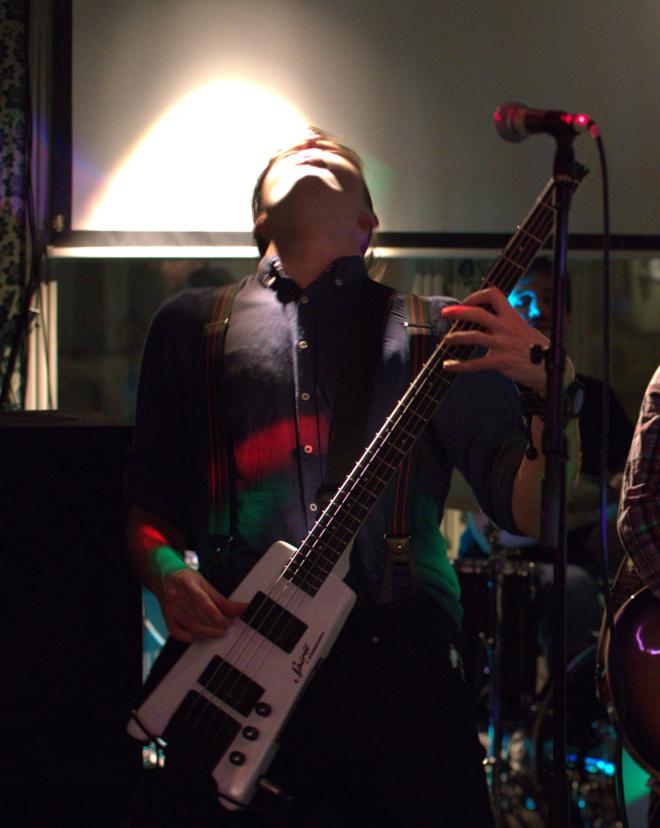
[617,365,660,599]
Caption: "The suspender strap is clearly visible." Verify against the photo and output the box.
[378,293,433,605]
[318,277,395,506]
[203,280,242,558]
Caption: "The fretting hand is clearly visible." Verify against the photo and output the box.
[440,286,574,393]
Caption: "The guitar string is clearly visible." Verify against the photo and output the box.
[181,185,560,741]
[181,183,560,738]
[180,178,575,743]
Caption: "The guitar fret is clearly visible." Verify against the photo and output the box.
[381,456,401,470]
[517,225,543,244]
[289,570,324,593]
[500,253,526,271]
[365,469,391,486]
[305,559,332,578]
[305,543,334,566]
[341,513,363,533]
[406,409,427,426]
[351,488,376,512]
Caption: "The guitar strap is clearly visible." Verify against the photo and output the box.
[377,293,433,605]
[317,277,394,505]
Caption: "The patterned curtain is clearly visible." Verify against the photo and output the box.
[0,0,27,408]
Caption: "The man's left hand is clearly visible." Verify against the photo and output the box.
[440,287,567,393]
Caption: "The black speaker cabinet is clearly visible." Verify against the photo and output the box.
[0,412,142,826]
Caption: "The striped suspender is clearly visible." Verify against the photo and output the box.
[203,281,242,560]
[377,293,433,604]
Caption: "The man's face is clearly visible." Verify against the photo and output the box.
[258,138,372,221]
[509,270,556,336]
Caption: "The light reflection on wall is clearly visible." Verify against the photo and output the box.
[82,79,308,232]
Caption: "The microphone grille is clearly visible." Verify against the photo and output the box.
[494,101,527,143]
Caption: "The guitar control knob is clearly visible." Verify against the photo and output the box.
[255,702,272,717]
[243,726,259,741]
[229,751,246,766]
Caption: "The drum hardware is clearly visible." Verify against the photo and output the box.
[454,518,630,826]
[531,643,624,827]
[454,552,538,723]
[453,523,542,826]
[485,524,550,827]
[485,522,506,827]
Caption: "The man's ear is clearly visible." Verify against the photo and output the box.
[358,210,378,254]
[254,212,270,240]
[253,212,271,255]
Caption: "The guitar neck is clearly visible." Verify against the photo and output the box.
[284,165,588,596]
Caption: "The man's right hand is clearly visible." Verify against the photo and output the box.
[160,568,248,643]
[127,506,248,643]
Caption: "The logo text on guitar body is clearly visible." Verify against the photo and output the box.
[292,633,324,683]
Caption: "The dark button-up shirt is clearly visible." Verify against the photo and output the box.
[128,256,528,626]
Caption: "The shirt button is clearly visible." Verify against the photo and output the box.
[309,502,318,512]
[298,340,309,350]
[300,295,309,305]
[300,392,311,401]
[303,445,313,454]
[334,277,343,287]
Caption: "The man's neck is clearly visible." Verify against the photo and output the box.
[266,236,362,289]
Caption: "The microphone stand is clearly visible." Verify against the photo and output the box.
[538,134,578,828]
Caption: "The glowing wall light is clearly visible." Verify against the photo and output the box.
[82,78,309,232]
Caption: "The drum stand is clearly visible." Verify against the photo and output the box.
[483,521,507,827]
[482,524,545,828]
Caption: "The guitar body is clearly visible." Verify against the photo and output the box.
[604,587,660,777]
[128,540,356,808]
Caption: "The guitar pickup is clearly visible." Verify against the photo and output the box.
[243,591,308,653]
[198,656,265,716]
[164,690,241,773]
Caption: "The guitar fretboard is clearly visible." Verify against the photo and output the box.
[284,166,587,596]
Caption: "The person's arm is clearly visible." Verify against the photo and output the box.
[440,286,580,539]
[127,506,246,643]
[510,401,580,538]
[617,368,660,600]
[127,294,248,643]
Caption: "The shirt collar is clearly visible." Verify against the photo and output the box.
[256,255,368,298]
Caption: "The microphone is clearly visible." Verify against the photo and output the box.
[494,101,594,143]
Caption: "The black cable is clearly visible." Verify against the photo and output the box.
[592,128,630,828]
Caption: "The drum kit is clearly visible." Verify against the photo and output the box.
[449,491,626,828]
